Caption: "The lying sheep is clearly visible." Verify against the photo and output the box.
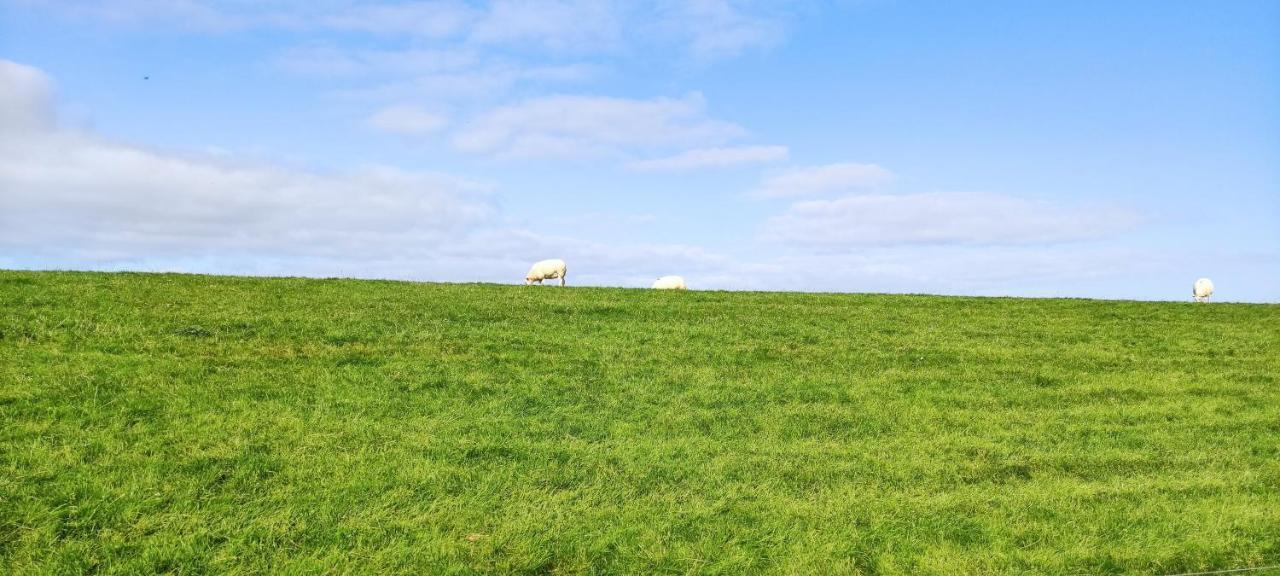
[1193,277,1214,303]
[525,259,567,286]
[651,275,687,290]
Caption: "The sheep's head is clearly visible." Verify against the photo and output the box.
[524,277,533,285]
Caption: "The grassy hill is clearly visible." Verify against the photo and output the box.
[2,270,1278,575]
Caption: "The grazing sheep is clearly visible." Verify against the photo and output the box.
[525,259,567,286]
[651,275,687,290]
[1193,278,1214,303]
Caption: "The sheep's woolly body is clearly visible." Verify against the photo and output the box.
[1193,278,1214,303]
[651,275,687,290]
[525,259,567,285]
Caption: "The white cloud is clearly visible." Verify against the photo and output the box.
[17,1,787,61]
[750,162,894,198]
[317,1,477,37]
[1,132,494,259]
[272,46,478,77]
[469,0,623,51]
[628,145,788,171]
[366,106,448,135]
[12,0,477,36]
[451,93,746,159]
[656,0,784,60]
[14,0,238,29]
[0,59,54,133]
[331,62,596,103]
[0,59,492,265]
[761,192,1137,248]
[463,0,784,58]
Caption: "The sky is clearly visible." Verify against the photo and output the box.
[1,0,1277,301]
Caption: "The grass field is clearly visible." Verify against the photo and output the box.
[1,270,1278,575]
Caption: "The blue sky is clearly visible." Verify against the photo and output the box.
[1,0,1277,301]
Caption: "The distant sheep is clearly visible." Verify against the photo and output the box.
[525,259,567,286]
[651,275,687,290]
[1193,278,1214,303]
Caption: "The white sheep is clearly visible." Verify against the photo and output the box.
[525,259,567,286]
[651,275,687,290]
[1193,277,1214,303]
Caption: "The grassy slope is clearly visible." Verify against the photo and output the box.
[1,270,1278,575]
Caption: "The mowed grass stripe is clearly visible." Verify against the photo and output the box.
[1,270,1278,574]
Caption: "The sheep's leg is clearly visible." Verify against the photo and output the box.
[560,274,566,287]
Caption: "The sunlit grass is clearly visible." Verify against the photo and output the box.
[2,270,1277,574]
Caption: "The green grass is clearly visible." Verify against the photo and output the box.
[2,270,1278,575]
